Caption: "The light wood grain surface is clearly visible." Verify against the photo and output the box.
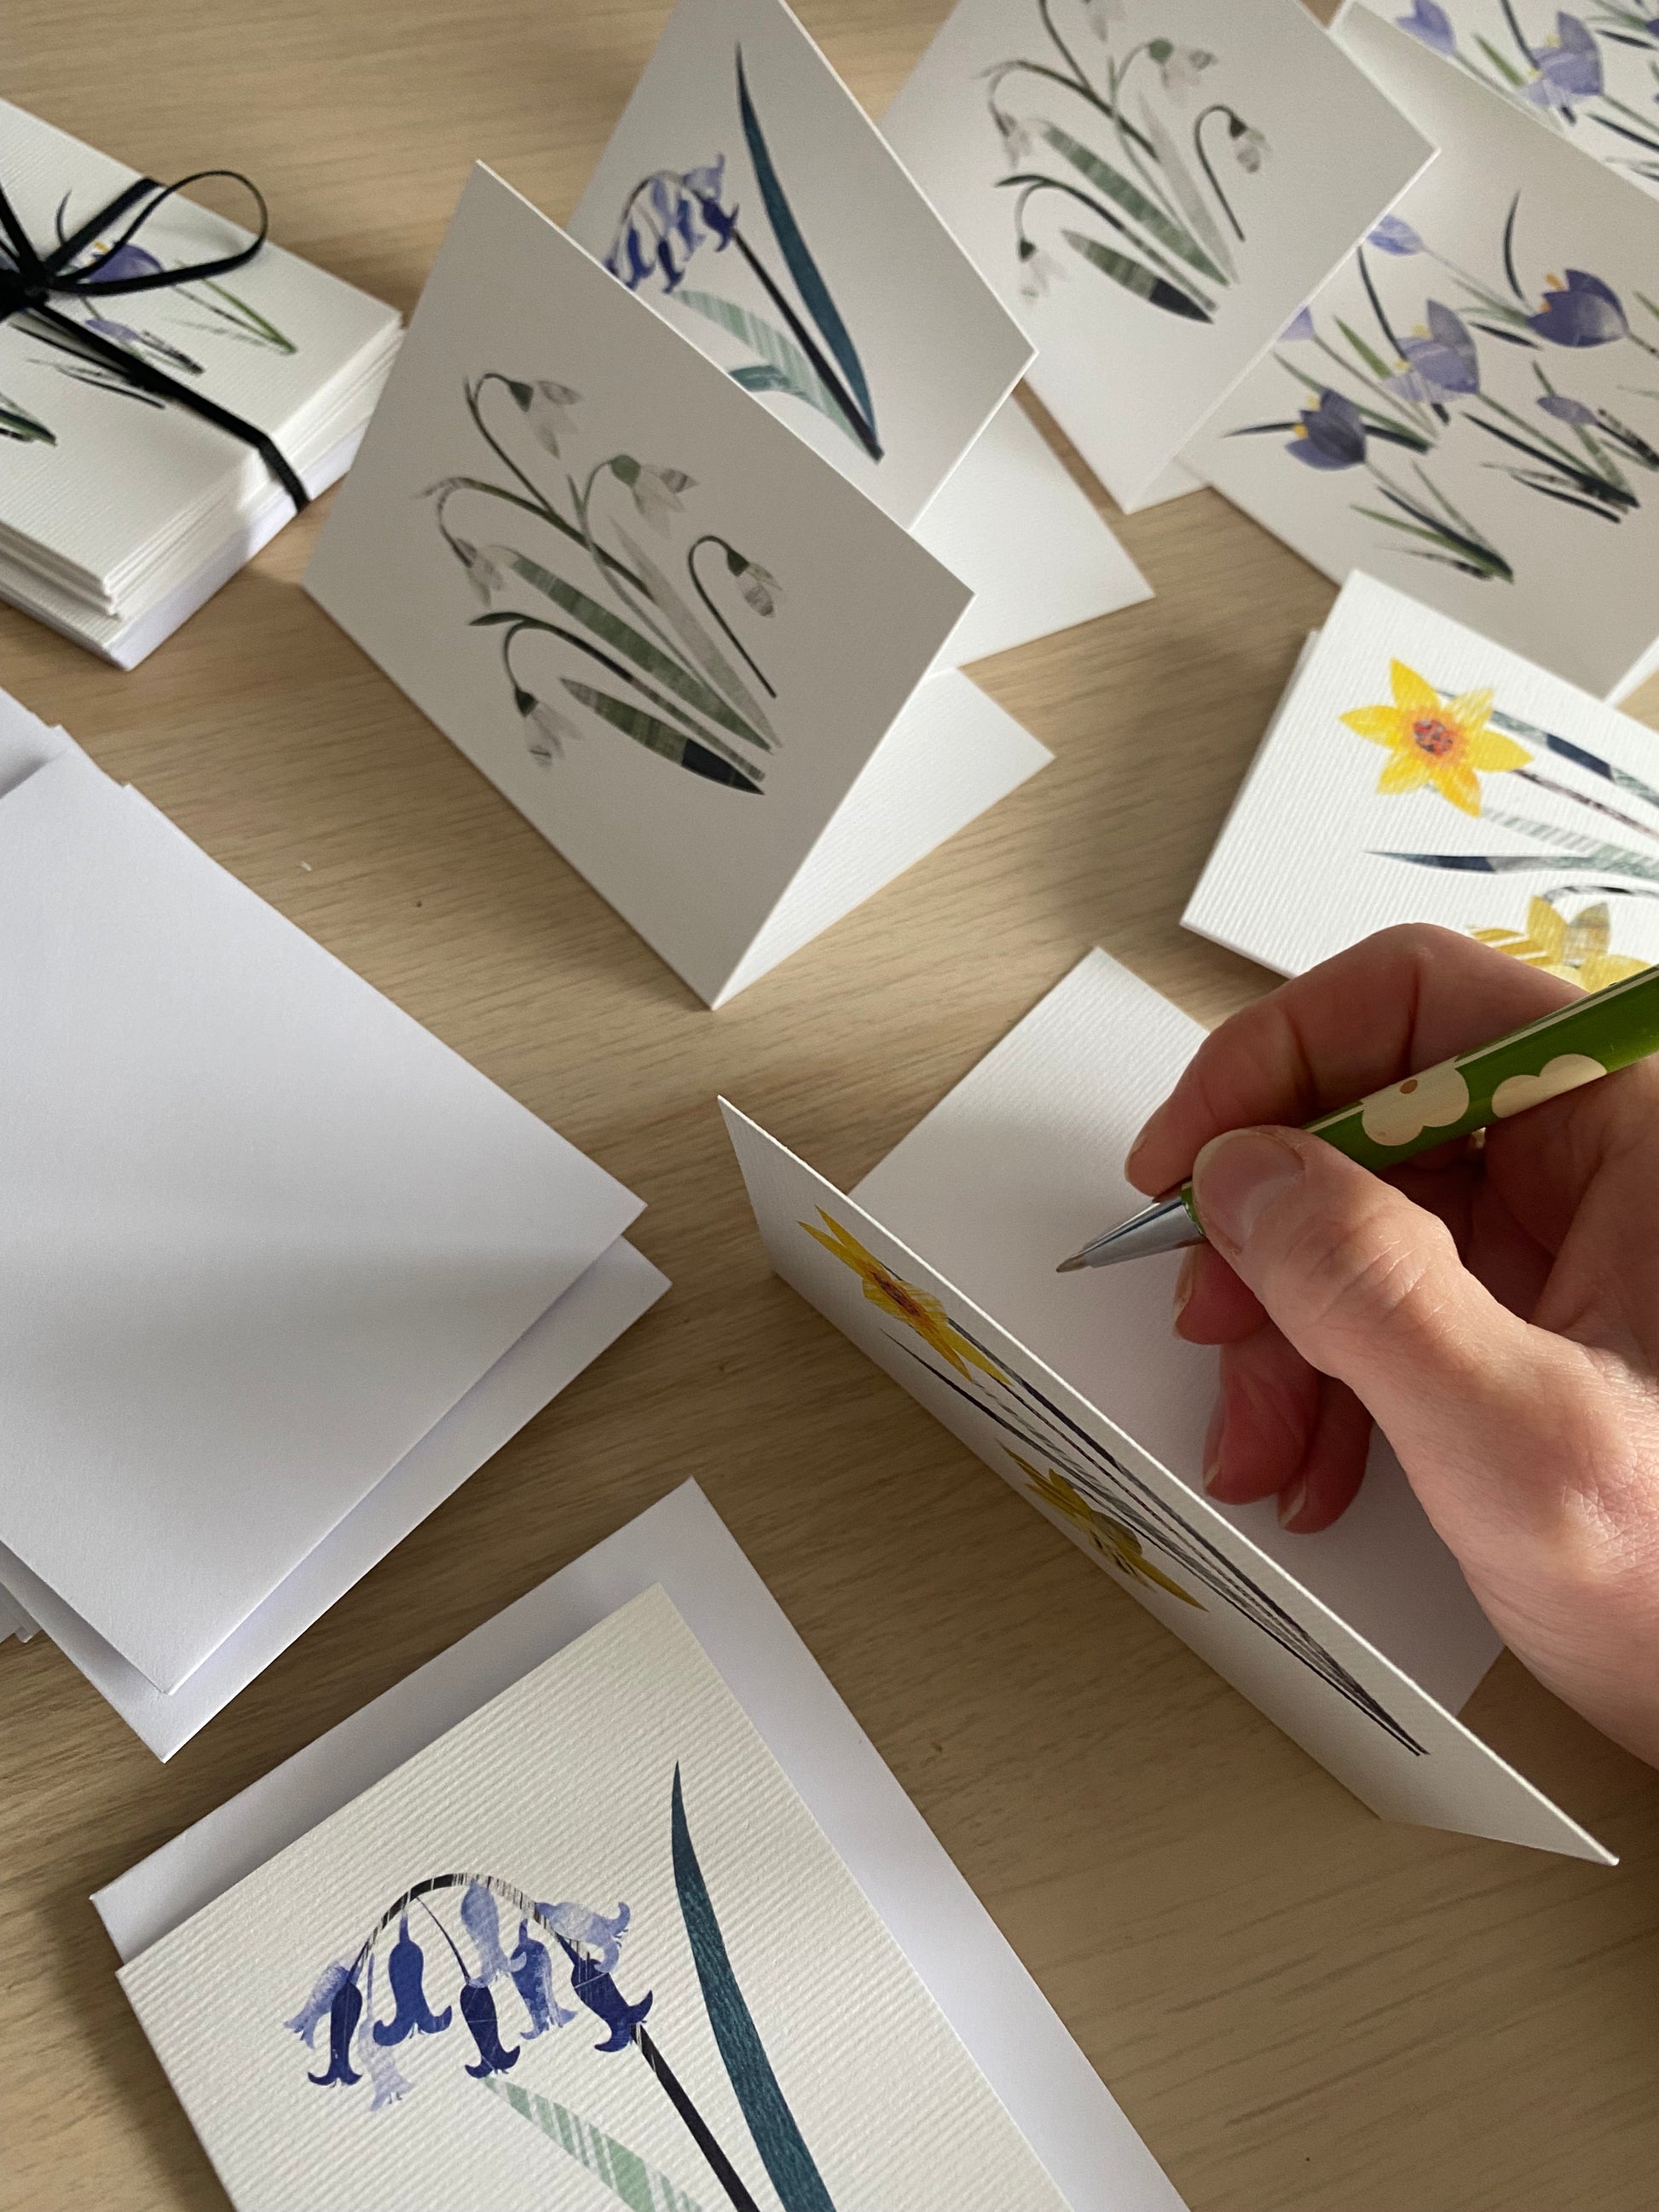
[5,3,1659,2207]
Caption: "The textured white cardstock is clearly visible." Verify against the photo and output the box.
[0,752,641,1694]
[95,1483,1185,2212]
[1186,569,1659,976]
[116,1583,1146,2212]
[305,166,1051,1008]
[1192,5,1659,700]
[722,950,1612,1861]
[1356,0,1659,200]
[881,0,1435,511]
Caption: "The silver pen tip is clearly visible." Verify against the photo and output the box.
[1054,1252,1089,1273]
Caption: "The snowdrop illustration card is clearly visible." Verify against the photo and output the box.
[1358,0,1659,199]
[306,165,1050,1008]
[115,1583,1156,2212]
[723,950,1613,1862]
[1185,569,1659,979]
[880,0,1436,512]
[1191,5,1659,700]
[564,0,1149,665]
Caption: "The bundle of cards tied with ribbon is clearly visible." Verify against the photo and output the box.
[0,101,401,666]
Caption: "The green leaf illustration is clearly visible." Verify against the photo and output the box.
[560,681,763,790]
[677,291,863,448]
[0,395,55,443]
[671,1765,835,2212]
[1131,99,1237,284]
[612,523,777,748]
[738,50,875,435]
[479,2076,707,2211]
[1061,230,1211,321]
[1041,122,1227,285]
[503,552,770,754]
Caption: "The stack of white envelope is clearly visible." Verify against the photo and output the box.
[0,101,402,666]
[0,689,665,1755]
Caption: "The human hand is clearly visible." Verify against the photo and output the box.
[1126,924,1659,1766]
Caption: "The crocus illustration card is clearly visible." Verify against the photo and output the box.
[1185,569,1659,977]
[115,1580,1176,2211]
[97,1485,1183,2212]
[1359,0,1659,199]
[306,165,1049,1008]
[564,0,1150,664]
[1190,4,1659,700]
[723,950,1613,1862]
[880,0,1436,512]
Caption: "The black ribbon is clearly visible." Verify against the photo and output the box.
[0,169,309,512]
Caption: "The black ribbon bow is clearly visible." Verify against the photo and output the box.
[0,168,309,511]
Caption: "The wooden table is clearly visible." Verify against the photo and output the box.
[5,3,1659,2206]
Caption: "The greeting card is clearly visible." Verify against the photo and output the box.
[306,165,1051,1008]
[1184,569,1659,980]
[1190,4,1659,699]
[880,0,1435,512]
[1358,0,1659,198]
[723,950,1614,1862]
[110,1501,1186,2212]
[564,0,1148,660]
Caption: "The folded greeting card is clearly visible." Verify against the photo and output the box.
[305,165,1051,1008]
[1357,0,1659,199]
[1190,4,1659,700]
[105,1488,1185,2212]
[722,950,1614,1862]
[1184,569,1659,979]
[564,0,1148,659]
[880,0,1436,513]
[0,101,402,665]
[0,701,662,1753]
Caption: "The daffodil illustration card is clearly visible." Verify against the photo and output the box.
[879,0,1436,513]
[305,165,1049,1008]
[115,1582,1138,2212]
[564,0,1148,663]
[1183,569,1659,979]
[721,950,1612,1861]
[1356,0,1659,199]
[1189,4,1659,700]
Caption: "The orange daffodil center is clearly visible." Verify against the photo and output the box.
[1339,659,1531,817]
[799,1210,1003,1381]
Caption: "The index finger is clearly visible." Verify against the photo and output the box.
[1127,923,1577,1194]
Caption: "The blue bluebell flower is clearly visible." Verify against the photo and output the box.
[1368,213,1424,256]
[1525,14,1604,107]
[1396,0,1457,54]
[508,1918,574,2036]
[1389,303,1480,401]
[535,1899,632,1971]
[1528,269,1630,346]
[373,1913,453,2044]
[655,238,685,294]
[307,1974,364,2086]
[286,1961,351,2047]
[1287,390,1368,469]
[459,1978,520,2078]
[356,1955,413,2111]
[558,1934,653,2053]
[1538,391,1598,423]
[460,1880,512,1984]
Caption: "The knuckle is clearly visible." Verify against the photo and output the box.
[1271,1194,1455,1354]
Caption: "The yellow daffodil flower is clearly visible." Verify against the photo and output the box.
[1014,1457,1202,1607]
[1339,660,1530,816]
[800,1210,1003,1381]
[1471,897,1649,992]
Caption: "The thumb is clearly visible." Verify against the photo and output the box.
[1189,1126,1575,1527]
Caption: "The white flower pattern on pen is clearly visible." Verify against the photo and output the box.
[1358,1058,1470,1147]
[1490,1054,1606,1118]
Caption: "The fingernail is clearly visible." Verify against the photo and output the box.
[1191,1129,1304,1255]
[1171,1249,1199,1331]
[1200,1398,1224,1493]
[1277,1476,1308,1530]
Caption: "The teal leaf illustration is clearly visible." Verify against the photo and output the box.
[611,523,777,747]
[677,290,864,448]
[560,681,763,789]
[480,2076,707,2211]
[671,1765,835,2212]
[502,552,770,754]
[1130,100,1237,284]
[737,51,874,436]
[1040,123,1227,286]
[1061,230,1211,321]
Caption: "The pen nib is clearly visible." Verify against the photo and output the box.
[1054,1253,1088,1273]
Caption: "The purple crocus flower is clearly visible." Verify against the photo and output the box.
[458,1978,519,2079]
[285,1960,351,2047]
[1288,389,1368,469]
[460,1880,512,1984]
[1525,14,1604,107]
[1396,0,1456,55]
[1528,269,1630,346]
[1538,391,1599,423]
[78,240,165,286]
[1368,213,1424,256]
[372,1913,453,2044]
[508,1918,574,2037]
[1390,303,1480,401]
[307,1974,364,2087]
[1280,304,1316,343]
[558,1934,653,2053]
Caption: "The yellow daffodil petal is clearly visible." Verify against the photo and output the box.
[1582,953,1650,990]
[1465,728,1531,774]
[1445,684,1494,739]
[1431,759,1484,815]
[1524,897,1567,960]
[1388,659,1440,714]
[1340,703,1408,745]
[1376,748,1433,796]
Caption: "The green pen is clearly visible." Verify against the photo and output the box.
[1057,962,1659,1272]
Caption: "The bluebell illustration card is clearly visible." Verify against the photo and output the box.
[1190,3,1659,700]
[880,0,1435,511]
[117,1585,1110,2211]
[1184,569,1659,977]
[723,950,1613,1861]
[305,165,1049,1008]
